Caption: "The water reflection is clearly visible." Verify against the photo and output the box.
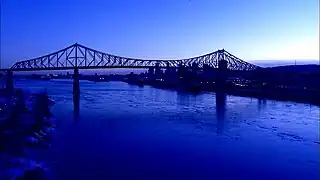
[216,92,226,134]
[258,98,267,112]
[177,91,190,107]
[73,92,80,120]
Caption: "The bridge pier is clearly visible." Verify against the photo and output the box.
[5,70,14,95]
[73,68,80,114]
[217,60,228,89]
[155,63,162,77]
[177,62,185,78]
[148,67,154,76]
[192,62,198,73]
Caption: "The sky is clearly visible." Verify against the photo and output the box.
[1,0,319,68]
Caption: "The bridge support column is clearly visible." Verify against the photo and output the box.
[155,63,162,77]
[6,70,14,95]
[217,60,228,89]
[177,63,185,77]
[73,68,80,116]
[192,62,198,74]
[148,67,154,76]
[165,62,170,75]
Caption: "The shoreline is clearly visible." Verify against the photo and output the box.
[122,79,320,106]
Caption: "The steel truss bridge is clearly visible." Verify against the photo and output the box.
[8,43,260,71]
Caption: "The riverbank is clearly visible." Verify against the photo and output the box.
[228,88,318,104]
[123,78,320,106]
[0,89,55,179]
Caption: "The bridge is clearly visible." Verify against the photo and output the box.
[1,43,260,109]
[8,43,259,71]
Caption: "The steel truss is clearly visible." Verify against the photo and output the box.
[10,43,260,71]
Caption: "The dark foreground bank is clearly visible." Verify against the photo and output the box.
[0,89,55,179]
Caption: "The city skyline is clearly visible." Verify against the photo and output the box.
[1,0,319,68]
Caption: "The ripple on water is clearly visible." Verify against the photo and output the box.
[277,132,305,142]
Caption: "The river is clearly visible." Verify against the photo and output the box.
[15,79,319,180]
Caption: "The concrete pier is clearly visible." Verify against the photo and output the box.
[73,68,80,114]
[217,60,228,89]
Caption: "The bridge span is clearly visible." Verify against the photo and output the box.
[8,43,259,71]
[1,43,260,107]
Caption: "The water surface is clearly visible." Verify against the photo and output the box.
[16,79,319,180]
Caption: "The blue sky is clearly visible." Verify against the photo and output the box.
[1,0,319,68]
